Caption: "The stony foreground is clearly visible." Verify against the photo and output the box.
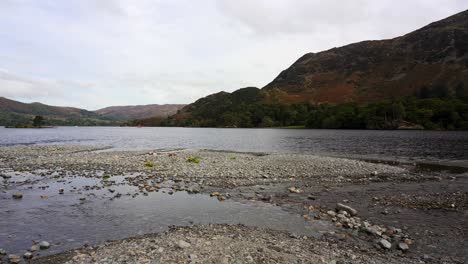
[35,225,416,264]
[0,145,466,263]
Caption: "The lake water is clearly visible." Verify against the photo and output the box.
[1,126,467,166]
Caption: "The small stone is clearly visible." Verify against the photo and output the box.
[39,241,50,249]
[398,242,409,252]
[59,188,64,194]
[12,192,23,199]
[177,240,191,249]
[210,192,220,197]
[307,195,316,200]
[0,248,6,255]
[371,171,378,176]
[8,254,21,264]
[23,252,33,259]
[379,239,392,249]
[79,197,86,201]
[327,211,337,217]
[336,203,358,216]
[287,187,302,193]
[404,238,413,245]
[30,245,40,252]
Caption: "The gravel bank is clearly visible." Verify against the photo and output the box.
[1,145,465,263]
[35,224,417,264]
[0,145,408,187]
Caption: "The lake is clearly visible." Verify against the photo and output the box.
[1,126,467,166]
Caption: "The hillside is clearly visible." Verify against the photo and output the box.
[0,97,116,126]
[145,10,468,129]
[263,9,468,103]
[95,104,185,120]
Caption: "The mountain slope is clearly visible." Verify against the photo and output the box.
[263,9,468,104]
[147,10,468,129]
[95,104,185,120]
[0,97,116,126]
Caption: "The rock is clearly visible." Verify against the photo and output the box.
[210,192,220,197]
[39,241,50,249]
[287,187,302,193]
[177,240,191,249]
[364,225,382,237]
[371,171,378,176]
[12,192,23,199]
[0,248,6,255]
[1,174,12,179]
[398,242,409,252]
[59,188,64,194]
[336,203,357,216]
[8,254,21,263]
[327,211,337,217]
[30,245,40,252]
[23,251,33,259]
[404,238,413,245]
[378,239,392,249]
[307,195,316,200]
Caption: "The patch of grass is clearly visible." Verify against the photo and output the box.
[144,161,155,167]
[186,156,201,163]
[102,174,111,179]
[229,156,236,160]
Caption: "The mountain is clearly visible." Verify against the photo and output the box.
[0,97,117,126]
[263,9,468,104]
[146,10,468,129]
[95,104,185,120]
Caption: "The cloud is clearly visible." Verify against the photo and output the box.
[0,1,467,109]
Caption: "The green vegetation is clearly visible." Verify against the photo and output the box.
[144,161,155,167]
[186,156,201,163]
[32,115,44,127]
[102,175,111,179]
[135,84,468,130]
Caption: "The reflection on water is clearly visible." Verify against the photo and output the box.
[0,173,332,256]
[1,127,467,166]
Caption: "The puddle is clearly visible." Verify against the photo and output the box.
[0,173,333,258]
[358,158,468,174]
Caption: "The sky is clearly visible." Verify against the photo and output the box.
[0,0,467,110]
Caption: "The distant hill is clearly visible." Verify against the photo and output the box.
[0,97,186,127]
[95,104,185,120]
[0,97,117,126]
[144,10,468,130]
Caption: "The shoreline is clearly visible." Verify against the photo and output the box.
[0,145,466,263]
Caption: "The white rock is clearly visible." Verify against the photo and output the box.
[177,240,191,249]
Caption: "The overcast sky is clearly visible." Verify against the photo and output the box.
[0,0,467,110]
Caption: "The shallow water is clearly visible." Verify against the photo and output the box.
[1,126,467,166]
[0,172,332,257]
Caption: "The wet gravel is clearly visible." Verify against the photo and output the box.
[1,145,466,263]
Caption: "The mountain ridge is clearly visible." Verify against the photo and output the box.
[142,10,468,129]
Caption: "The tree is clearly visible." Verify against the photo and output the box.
[33,115,44,127]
